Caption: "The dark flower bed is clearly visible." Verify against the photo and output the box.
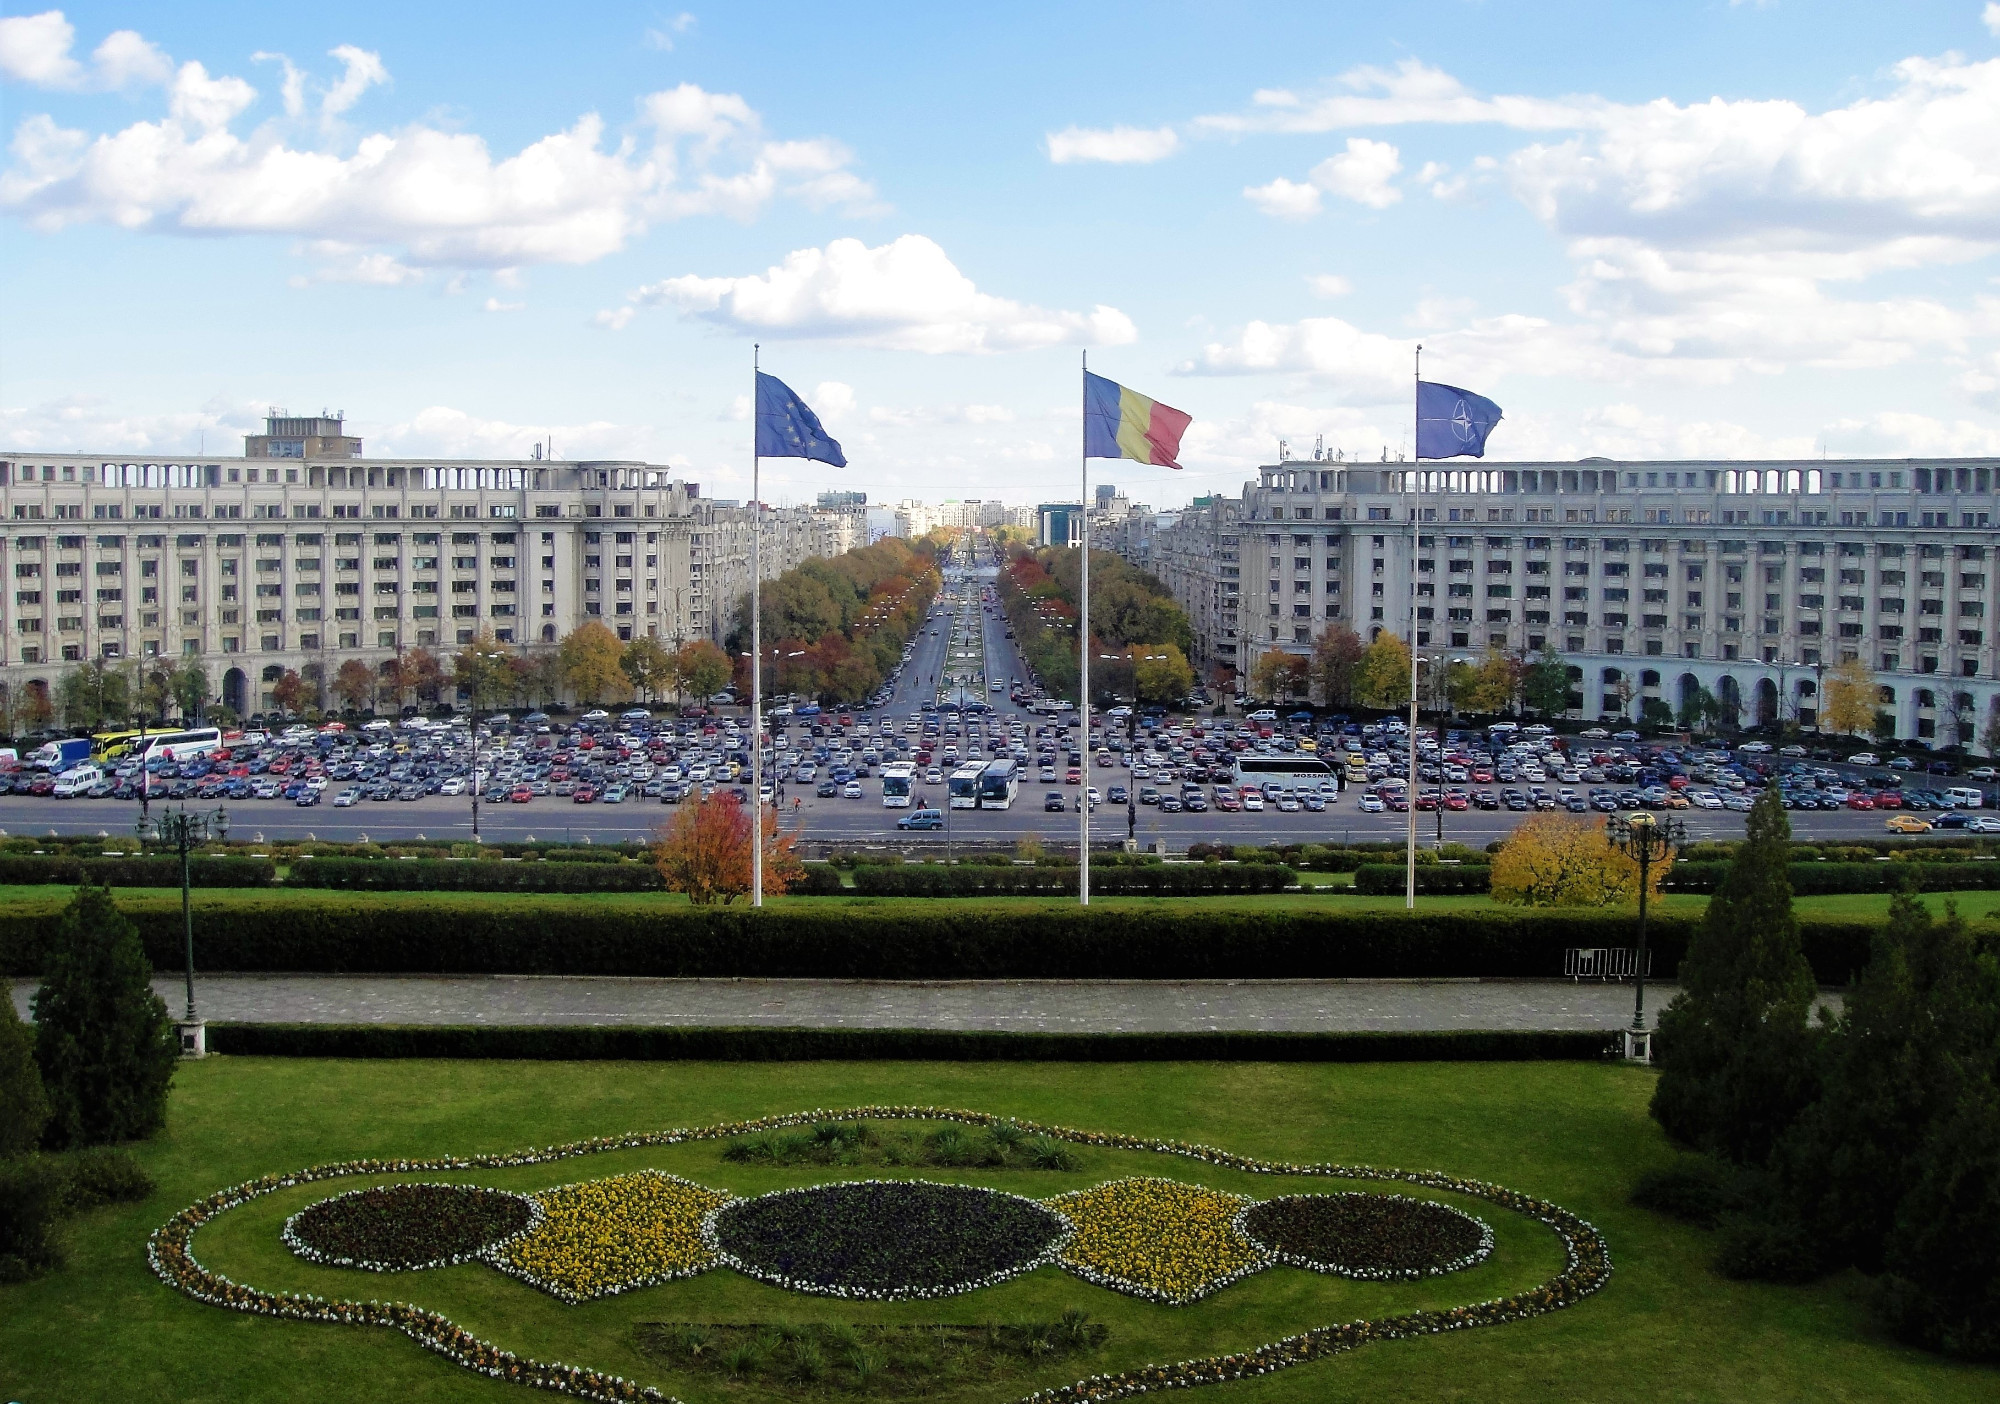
[284,1183,537,1272]
[1238,1192,1491,1281]
[705,1180,1069,1300]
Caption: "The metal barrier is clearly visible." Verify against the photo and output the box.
[1564,947,1653,981]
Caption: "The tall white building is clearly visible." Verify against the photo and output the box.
[1121,456,2000,745]
[0,412,839,717]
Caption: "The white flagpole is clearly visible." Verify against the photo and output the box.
[1406,344,1421,910]
[1079,350,1091,905]
[751,344,764,909]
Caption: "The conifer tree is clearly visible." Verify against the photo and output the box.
[32,886,177,1148]
[1651,786,1818,1163]
[0,995,48,1158]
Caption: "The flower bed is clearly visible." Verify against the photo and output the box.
[704,1179,1069,1300]
[150,1105,1613,1404]
[1236,1192,1493,1281]
[1046,1178,1270,1305]
[490,1172,731,1304]
[283,1183,538,1272]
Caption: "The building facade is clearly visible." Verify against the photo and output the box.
[1147,495,1242,681]
[1127,457,2000,744]
[0,414,840,717]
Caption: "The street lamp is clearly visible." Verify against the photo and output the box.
[136,802,228,1058]
[1604,809,1685,1059]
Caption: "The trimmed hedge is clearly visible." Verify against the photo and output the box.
[1353,864,1494,896]
[0,855,275,888]
[205,1022,1617,1063]
[0,896,1879,985]
[847,863,1297,897]
[1662,860,2000,896]
[283,856,662,893]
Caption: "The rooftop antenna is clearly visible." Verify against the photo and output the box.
[1278,438,1290,461]
[1313,434,1324,461]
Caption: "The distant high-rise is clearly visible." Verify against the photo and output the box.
[817,490,867,509]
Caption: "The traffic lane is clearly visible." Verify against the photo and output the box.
[0,792,1936,846]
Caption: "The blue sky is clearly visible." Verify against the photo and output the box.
[7,2,2000,510]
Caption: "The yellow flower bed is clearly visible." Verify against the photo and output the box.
[490,1171,732,1302]
[1046,1177,1271,1304]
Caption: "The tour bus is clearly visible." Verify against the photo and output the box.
[128,727,225,764]
[90,729,146,763]
[947,762,986,810]
[880,760,917,808]
[1234,753,1339,798]
[976,757,1020,810]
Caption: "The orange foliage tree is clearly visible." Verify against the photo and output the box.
[650,794,803,905]
[1489,812,1665,908]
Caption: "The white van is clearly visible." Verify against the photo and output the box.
[52,765,103,797]
[1945,787,1987,809]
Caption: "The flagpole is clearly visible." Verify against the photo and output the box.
[1406,344,1421,910]
[1079,350,1091,905]
[751,343,764,909]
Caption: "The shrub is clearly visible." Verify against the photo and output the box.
[1630,1157,1737,1229]
[1714,1210,1827,1284]
[285,857,662,893]
[58,1145,153,1212]
[847,864,1296,897]
[1490,813,1647,907]
[1352,865,1491,896]
[0,994,49,1158]
[0,855,273,888]
[31,886,178,1149]
[0,1155,67,1280]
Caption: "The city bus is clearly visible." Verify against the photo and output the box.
[947,762,986,810]
[976,757,1019,810]
[1233,753,1338,797]
[880,760,917,808]
[129,727,225,764]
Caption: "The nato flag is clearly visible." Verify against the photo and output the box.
[755,371,847,467]
[1415,380,1504,460]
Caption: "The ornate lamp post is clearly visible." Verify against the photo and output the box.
[136,802,229,1058]
[1604,809,1684,1059]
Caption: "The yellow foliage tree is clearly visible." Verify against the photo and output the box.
[1821,655,1877,738]
[1489,812,1662,908]
[1354,631,1412,710]
[558,620,631,706]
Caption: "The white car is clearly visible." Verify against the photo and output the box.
[1847,752,1880,766]
[437,778,466,796]
[1242,793,1266,811]
[1690,791,1724,809]
[1737,740,1772,753]
[1969,816,2000,833]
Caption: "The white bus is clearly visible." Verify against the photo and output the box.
[880,761,917,808]
[976,758,1019,810]
[1233,754,1338,797]
[947,762,986,810]
[131,727,224,764]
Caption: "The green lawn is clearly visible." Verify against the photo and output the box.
[2,1058,1990,1403]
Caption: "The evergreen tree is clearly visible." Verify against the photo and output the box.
[32,886,177,1148]
[1780,890,2000,1273]
[1876,1076,2000,1359]
[1651,787,1819,1163]
[0,995,49,1158]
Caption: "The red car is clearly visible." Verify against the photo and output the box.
[1873,790,1903,809]
[572,785,598,803]
[1065,767,1082,784]
[1444,792,1470,811]
[509,786,533,803]
[1845,793,1876,809]
[1214,793,1242,812]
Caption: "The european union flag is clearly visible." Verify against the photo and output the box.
[1416,380,1504,460]
[755,372,847,467]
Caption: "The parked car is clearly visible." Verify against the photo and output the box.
[897,808,945,830]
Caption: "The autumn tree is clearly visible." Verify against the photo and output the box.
[1249,650,1309,702]
[331,658,376,712]
[1354,631,1412,710]
[1489,812,1654,908]
[55,661,128,731]
[620,635,673,703]
[1133,643,1195,706]
[674,639,733,704]
[1982,699,2000,758]
[1312,623,1365,707]
[559,620,630,706]
[1457,646,1518,715]
[453,630,514,712]
[16,680,53,732]
[270,668,307,716]
[1823,655,1877,738]
[381,648,444,709]
[650,794,803,905]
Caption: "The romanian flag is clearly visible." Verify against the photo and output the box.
[1084,371,1191,468]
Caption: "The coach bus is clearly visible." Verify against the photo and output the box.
[129,727,225,764]
[947,762,986,810]
[1233,753,1338,798]
[880,760,917,808]
[976,757,1019,810]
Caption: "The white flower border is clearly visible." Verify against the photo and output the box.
[484,1170,735,1306]
[150,1104,1613,1404]
[700,1177,1073,1301]
[282,1182,544,1274]
[1047,1177,1274,1306]
[1230,1192,1494,1282]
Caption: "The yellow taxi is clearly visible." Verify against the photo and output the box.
[1884,814,1932,834]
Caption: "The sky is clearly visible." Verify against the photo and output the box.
[8,2,2000,511]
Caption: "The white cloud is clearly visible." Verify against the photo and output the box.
[321,44,388,120]
[484,296,524,312]
[287,244,425,286]
[1246,138,1402,219]
[867,402,1016,427]
[0,391,253,453]
[644,13,698,51]
[251,51,307,117]
[616,234,1137,353]
[1193,58,1592,137]
[809,380,856,423]
[0,11,169,91]
[1823,410,2000,457]
[1,65,876,272]
[1046,124,1179,164]
[1306,273,1352,298]
[1986,3,2000,38]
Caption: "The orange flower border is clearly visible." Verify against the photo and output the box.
[148,1106,1612,1404]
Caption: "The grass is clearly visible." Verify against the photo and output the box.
[2,1058,1992,1403]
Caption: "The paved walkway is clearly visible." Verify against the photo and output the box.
[12,975,1722,1033]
